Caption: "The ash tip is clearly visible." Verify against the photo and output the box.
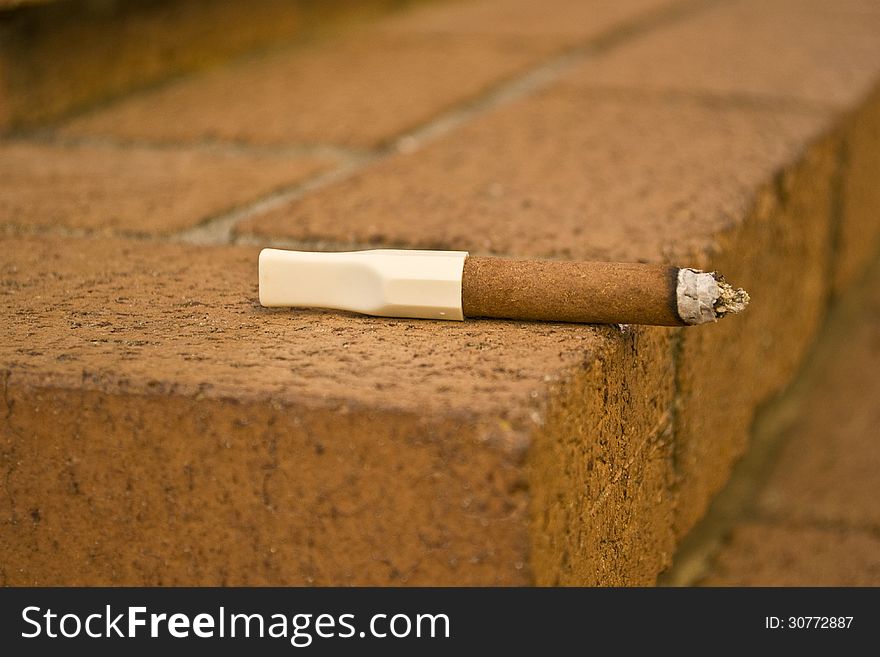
[712,274,750,317]
[676,268,750,325]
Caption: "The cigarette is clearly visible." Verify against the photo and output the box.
[258,248,749,326]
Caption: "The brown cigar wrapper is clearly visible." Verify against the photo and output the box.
[461,256,685,326]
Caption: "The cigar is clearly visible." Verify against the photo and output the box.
[258,248,749,326]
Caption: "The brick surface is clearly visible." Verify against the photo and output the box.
[0,1,55,8]
[701,523,880,586]
[570,0,880,108]
[0,236,599,411]
[59,32,558,149]
[0,141,334,235]
[239,89,836,543]
[673,136,837,536]
[836,87,880,292]
[1,362,677,587]
[692,256,880,587]
[2,387,534,586]
[0,235,674,584]
[238,91,829,260]
[531,327,678,585]
[57,0,675,148]
[4,0,880,587]
[757,267,880,530]
[0,0,308,130]
[238,79,837,541]
[376,0,674,41]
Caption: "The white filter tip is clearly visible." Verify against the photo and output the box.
[259,248,468,320]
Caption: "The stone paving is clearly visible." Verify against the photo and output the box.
[2,0,879,585]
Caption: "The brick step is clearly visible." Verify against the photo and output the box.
[0,0,421,132]
[2,0,880,585]
[688,258,880,586]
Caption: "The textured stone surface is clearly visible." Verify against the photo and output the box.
[836,87,880,292]
[530,326,678,585]
[59,31,559,148]
[3,0,880,587]
[672,136,837,536]
[570,0,880,108]
[1,235,672,585]
[238,42,879,550]
[0,236,605,411]
[57,0,678,148]
[690,259,880,587]
[701,523,880,586]
[376,0,674,41]
[1,386,533,585]
[239,87,842,547]
[757,264,880,530]
[0,141,334,235]
[0,1,59,9]
[238,90,830,261]
[0,0,418,131]
[0,0,304,130]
